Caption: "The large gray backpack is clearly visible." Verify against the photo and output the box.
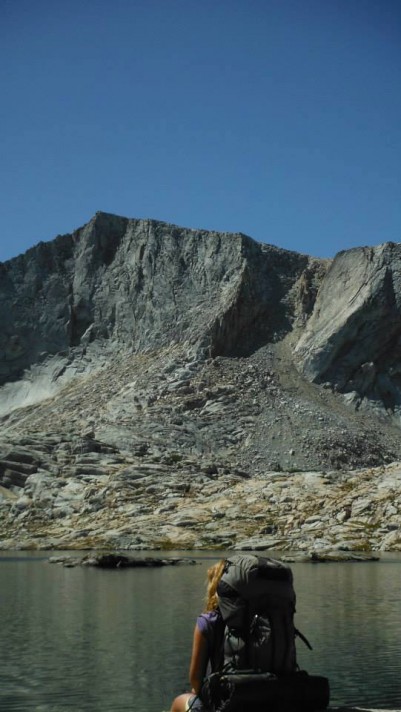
[216,554,301,673]
[200,555,329,712]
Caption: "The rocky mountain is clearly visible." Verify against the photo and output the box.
[0,212,400,552]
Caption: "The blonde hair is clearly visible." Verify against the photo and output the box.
[204,560,225,612]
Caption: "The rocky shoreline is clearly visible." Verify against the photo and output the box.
[47,552,379,568]
[1,436,400,552]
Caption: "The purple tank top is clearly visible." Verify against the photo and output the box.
[197,610,220,636]
[196,610,223,673]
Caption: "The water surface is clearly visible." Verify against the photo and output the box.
[0,551,400,711]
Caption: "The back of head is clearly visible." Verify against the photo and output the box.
[205,560,226,612]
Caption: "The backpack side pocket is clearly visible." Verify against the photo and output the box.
[249,613,273,671]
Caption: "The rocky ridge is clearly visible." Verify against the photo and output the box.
[1,213,401,551]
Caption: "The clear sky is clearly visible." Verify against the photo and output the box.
[1,0,400,262]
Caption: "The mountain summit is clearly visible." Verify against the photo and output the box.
[1,214,400,552]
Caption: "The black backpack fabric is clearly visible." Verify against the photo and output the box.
[217,554,297,674]
[199,554,330,712]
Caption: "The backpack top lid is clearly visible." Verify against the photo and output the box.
[217,554,295,625]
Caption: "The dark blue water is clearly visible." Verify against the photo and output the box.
[0,551,400,711]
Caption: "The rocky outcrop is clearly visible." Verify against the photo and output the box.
[1,213,401,551]
[294,243,401,418]
[48,554,197,567]
[0,420,400,552]
[0,212,314,387]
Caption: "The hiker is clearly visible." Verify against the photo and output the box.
[170,554,329,712]
[170,560,225,712]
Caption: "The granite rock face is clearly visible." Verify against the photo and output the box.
[1,213,401,550]
[0,212,313,385]
[295,243,401,417]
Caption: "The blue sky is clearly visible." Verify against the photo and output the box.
[1,0,400,262]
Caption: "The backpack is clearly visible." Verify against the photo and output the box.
[218,554,298,673]
[199,554,330,712]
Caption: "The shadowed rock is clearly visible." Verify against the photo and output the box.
[295,243,401,416]
[0,213,312,388]
[48,553,197,567]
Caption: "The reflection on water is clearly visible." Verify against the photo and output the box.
[0,552,400,711]
[293,557,401,707]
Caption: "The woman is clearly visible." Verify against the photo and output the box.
[170,560,225,712]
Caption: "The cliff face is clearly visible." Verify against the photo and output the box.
[0,212,314,385]
[1,213,401,553]
[294,242,401,415]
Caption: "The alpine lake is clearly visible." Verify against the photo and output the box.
[0,550,400,712]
